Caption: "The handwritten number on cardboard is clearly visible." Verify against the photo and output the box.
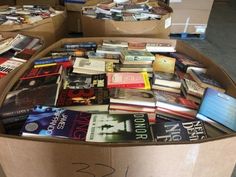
[95,163,115,177]
[72,162,95,177]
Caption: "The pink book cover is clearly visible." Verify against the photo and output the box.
[107,72,146,88]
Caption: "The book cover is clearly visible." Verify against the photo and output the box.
[154,90,198,116]
[34,56,71,65]
[0,59,24,75]
[128,42,146,51]
[182,78,205,98]
[152,120,208,142]
[115,64,153,72]
[20,105,91,140]
[102,39,128,48]
[188,69,225,93]
[107,72,151,89]
[21,65,63,80]
[0,84,61,118]
[197,88,236,133]
[152,71,181,88]
[14,75,61,90]
[64,71,107,89]
[181,85,201,104]
[96,45,122,55]
[121,49,155,61]
[152,54,176,73]
[109,88,156,107]
[64,42,97,50]
[57,88,110,107]
[72,57,105,75]
[170,52,206,73]
[86,113,153,142]
[146,42,176,53]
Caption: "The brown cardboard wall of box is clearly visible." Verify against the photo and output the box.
[170,0,214,34]
[0,37,236,177]
[16,0,63,6]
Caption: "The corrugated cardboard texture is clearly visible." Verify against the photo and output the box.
[16,0,61,6]
[0,37,236,177]
[0,8,67,47]
[82,14,171,38]
[170,0,214,34]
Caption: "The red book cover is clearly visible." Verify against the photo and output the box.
[21,65,62,80]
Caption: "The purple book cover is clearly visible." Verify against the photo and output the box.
[20,105,91,140]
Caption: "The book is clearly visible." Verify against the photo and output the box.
[151,84,181,94]
[1,114,28,125]
[34,56,71,65]
[64,72,107,89]
[96,45,122,55]
[181,85,202,104]
[21,65,63,80]
[154,90,198,116]
[63,104,109,113]
[152,54,176,73]
[197,88,236,133]
[188,69,225,93]
[115,64,153,72]
[152,120,208,142]
[169,52,206,73]
[72,57,106,75]
[109,88,156,107]
[56,88,110,107]
[0,84,61,119]
[121,49,155,61]
[107,72,151,89]
[64,42,97,50]
[128,42,146,51]
[11,34,34,51]
[13,75,61,90]
[181,78,205,98]
[0,59,24,75]
[86,113,153,142]
[87,51,120,63]
[152,71,181,88]
[102,39,128,48]
[20,105,91,140]
[146,42,176,53]
[12,48,36,62]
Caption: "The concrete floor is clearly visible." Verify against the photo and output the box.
[185,0,236,82]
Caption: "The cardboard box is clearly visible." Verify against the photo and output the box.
[0,37,236,177]
[0,7,67,47]
[169,0,214,34]
[0,0,15,5]
[65,0,101,12]
[82,14,172,38]
[67,11,82,33]
[16,0,62,6]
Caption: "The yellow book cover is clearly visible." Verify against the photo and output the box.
[142,72,151,90]
[153,54,176,73]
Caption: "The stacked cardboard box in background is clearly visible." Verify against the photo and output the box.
[169,0,214,35]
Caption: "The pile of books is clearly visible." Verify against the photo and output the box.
[0,5,62,25]
[82,0,171,21]
[0,33,42,78]
[0,38,235,143]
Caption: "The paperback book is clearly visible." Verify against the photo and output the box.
[20,105,91,140]
[152,120,208,142]
[197,88,236,133]
[152,71,181,88]
[152,54,176,73]
[86,113,153,142]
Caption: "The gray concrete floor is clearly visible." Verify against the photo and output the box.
[185,0,236,82]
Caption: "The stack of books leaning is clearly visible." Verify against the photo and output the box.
[0,38,235,143]
[0,33,42,78]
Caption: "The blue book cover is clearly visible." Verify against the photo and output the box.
[20,105,91,140]
[197,88,236,132]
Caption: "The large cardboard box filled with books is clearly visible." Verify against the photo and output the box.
[16,0,62,6]
[81,2,172,38]
[169,0,214,34]
[0,6,67,47]
[0,37,236,177]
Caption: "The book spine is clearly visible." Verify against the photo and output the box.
[107,83,145,89]
[34,57,70,65]
[2,115,28,125]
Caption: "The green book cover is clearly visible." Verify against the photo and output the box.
[86,113,153,142]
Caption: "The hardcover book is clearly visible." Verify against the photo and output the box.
[109,88,156,107]
[86,113,153,142]
[20,105,91,140]
[107,72,151,89]
[152,54,176,73]
[181,78,205,98]
[56,88,110,107]
[146,42,176,53]
[121,49,155,61]
[21,65,63,80]
[102,39,128,48]
[64,72,107,89]
[72,57,106,75]
[197,88,236,133]
[188,69,225,93]
[64,42,97,50]
[170,52,206,73]
[152,71,181,88]
[152,120,208,142]
[154,90,198,116]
